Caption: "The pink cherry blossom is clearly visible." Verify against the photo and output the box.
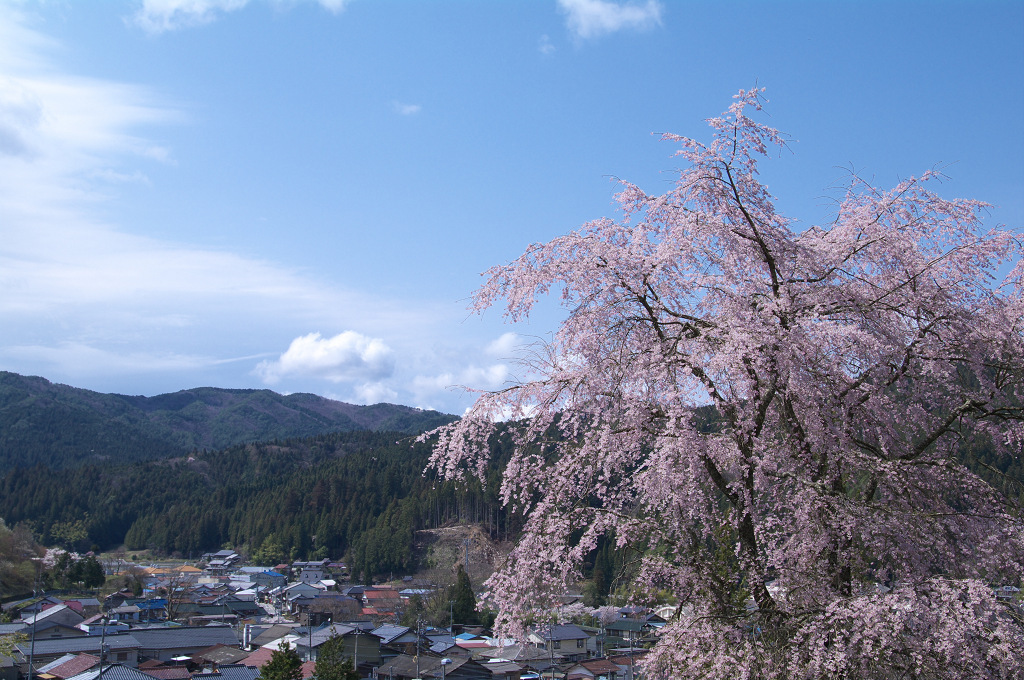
[428,88,1024,678]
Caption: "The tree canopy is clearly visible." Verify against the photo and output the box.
[430,89,1024,678]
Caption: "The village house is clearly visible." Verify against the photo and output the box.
[526,624,595,663]
[14,633,143,671]
[201,552,241,575]
[23,604,86,631]
[565,658,622,680]
[35,652,102,680]
[290,623,381,668]
[372,654,493,680]
[290,560,331,585]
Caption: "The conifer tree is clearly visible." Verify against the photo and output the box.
[257,643,302,680]
[449,564,478,626]
[312,635,358,680]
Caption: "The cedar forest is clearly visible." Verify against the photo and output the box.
[0,429,527,585]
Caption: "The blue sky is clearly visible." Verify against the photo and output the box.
[0,0,1021,414]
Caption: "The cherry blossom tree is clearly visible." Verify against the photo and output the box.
[429,89,1024,678]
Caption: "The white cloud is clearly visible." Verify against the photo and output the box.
[315,0,350,13]
[393,101,422,116]
[256,331,395,384]
[413,363,510,395]
[485,332,524,358]
[557,0,662,40]
[354,381,398,405]
[538,34,556,55]
[131,0,352,34]
[133,0,250,34]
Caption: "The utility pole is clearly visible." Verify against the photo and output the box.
[99,615,108,680]
[28,569,40,680]
[307,614,313,662]
[414,618,422,680]
[28,613,36,680]
[628,629,634,680]
[548,624,553,672]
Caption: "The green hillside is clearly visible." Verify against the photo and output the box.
[0,428,519,582]
[0,371,455,469]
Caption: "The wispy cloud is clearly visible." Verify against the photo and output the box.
[1,342,219,376]
[89,168,152,185]
[0,10,418,392]
[0,6,527,415]
[131,0,351,34]
[393,101,422,116]
[538,34,556,55]
[557,0,663,40]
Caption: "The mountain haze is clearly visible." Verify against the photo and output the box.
[0,371,456,469]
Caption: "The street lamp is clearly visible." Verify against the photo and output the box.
[439,658,452,680]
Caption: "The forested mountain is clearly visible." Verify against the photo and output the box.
[0,371,456,469]
[0,428,522,581]
[1,371,1017,588]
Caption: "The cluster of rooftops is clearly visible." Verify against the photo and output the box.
[1,554,670,680]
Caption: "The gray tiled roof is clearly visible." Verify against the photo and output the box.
[250,624,296,647]
[303,624,358,648]
[192,665,260,680]
[26,604,83,625]
[534,623,589,641]
[130,627,239,651]
[429,640,458,654]
[370,624,410,645]
[374,655,478,680]
[66,664,155,680]
[16,636,143,656]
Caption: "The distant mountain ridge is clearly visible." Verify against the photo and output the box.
[0,371,456,469]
